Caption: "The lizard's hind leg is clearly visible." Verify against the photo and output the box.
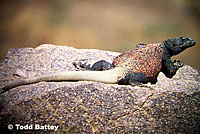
[118,72,147,85]
[73,60,113,71]
[118,72,155,90]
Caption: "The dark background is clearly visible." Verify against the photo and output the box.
[0,0,199,69]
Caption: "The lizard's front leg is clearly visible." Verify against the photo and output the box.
[161,59,184,78]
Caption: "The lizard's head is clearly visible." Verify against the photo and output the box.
[164,36,196,56]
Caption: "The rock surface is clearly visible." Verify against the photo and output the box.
[0,44,199,133]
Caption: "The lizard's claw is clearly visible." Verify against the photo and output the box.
[72,61,91,71]
[173,60,184,68]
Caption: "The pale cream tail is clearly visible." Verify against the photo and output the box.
[2,68,121,92]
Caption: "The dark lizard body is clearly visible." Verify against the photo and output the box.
[2,36,196,92]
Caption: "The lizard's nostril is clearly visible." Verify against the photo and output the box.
[192,40,196,45]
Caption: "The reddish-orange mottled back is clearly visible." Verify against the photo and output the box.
[112,43,164,78]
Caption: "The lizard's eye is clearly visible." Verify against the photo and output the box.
[181,37,186,40]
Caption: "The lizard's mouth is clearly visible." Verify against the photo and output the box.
[180,37,196,49]
[183,37,196,47]
[186,38,196,47]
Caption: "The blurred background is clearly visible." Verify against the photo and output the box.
[0,0,199,69]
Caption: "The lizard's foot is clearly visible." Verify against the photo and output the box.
[73,61,90,71]
[173,60,184,69]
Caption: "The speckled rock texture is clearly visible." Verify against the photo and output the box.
[0,44,199,133]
